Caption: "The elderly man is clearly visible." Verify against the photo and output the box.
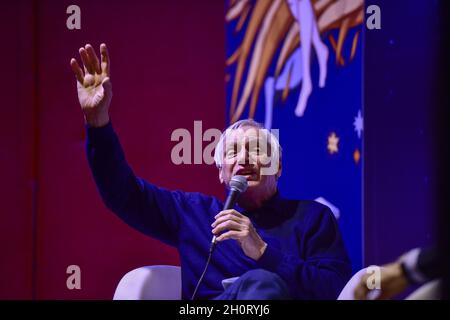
[70,43,351,300]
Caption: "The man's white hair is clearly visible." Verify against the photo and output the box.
[213,119,282,170]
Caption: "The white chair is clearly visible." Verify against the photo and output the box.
[113,265,181,300]
[337,267,371,300]
[114,265,371,300]
[115,265,443,300]
[406,279,441,300]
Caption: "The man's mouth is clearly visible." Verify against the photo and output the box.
[235,168,258,181]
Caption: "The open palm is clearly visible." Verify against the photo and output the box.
[70,43,112,127]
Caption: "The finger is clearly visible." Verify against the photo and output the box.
[100,43,110,76]
[375,290,389,300]
[211,213,243,228]
[212,220,243,235]
[79,47,93,74]
[214,209,243,220]
[356,274,371,299]
[101,77,112,99]
[216,230,244,242]
[94,77,112,104]
[70,58,84,83]
[85,44,101,74]
[373,293,384,300]
[102,76,112,89]
[91,77,112,106]
[353,284,368,300]
[84,44,97,74]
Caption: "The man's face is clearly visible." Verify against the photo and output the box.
[218,126,281,194]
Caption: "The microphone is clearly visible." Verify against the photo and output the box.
[212,175,248,245]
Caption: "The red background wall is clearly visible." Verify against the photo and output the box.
[1,0,225,299]
[0,1,36,300]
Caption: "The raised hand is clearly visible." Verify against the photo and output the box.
[70,43,112,127]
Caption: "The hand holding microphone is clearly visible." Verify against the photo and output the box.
[211,175,268,261]
[211,175,247,245]
[192,176,267,300]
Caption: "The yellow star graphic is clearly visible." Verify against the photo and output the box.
[353,148,361,164]
[327,132,339,154]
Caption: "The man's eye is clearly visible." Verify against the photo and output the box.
[226,150,237,157]
[250,147,262,155]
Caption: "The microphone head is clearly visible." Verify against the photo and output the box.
[230,175,248,193]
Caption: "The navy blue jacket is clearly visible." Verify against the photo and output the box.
[86,122,352,299]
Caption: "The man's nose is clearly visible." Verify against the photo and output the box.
[236,147,250,165]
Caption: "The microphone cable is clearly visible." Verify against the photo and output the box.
[190,241,216,300]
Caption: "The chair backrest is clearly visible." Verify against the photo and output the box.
[113,265,182,300]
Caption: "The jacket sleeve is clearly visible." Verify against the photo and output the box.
[256,205,352,299]
[86,122,184,247]
[401,246,441,284]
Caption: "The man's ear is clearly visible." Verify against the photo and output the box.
[218,167,224,184]
[276,161,282,180]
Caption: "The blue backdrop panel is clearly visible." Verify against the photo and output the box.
[225,0,364,272]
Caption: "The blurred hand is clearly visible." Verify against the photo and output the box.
[212,209,267,260]
[70,43,112,127]
[354,261,409,300]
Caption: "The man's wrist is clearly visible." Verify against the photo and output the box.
[255,241,268,260]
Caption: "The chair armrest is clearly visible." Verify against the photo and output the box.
[113,265,182,300]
